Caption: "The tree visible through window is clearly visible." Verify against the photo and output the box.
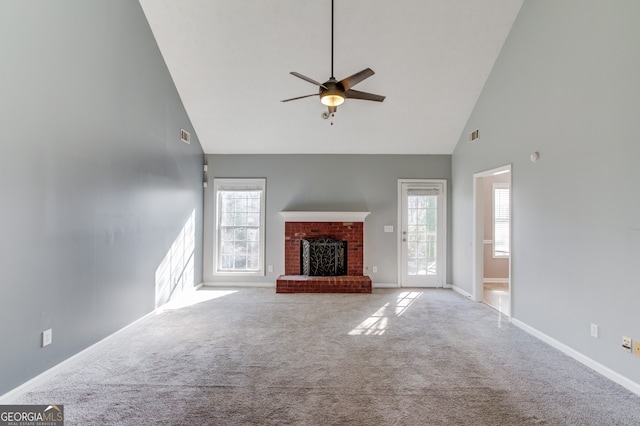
[407,188,439,276]
[493,183,510,258]
[214,179,265,274]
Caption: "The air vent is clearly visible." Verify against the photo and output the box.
[469,129,479,143]
[180,129,191,144]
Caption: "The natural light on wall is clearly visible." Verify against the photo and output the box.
[155,210,196,308]
[348,291,422,336]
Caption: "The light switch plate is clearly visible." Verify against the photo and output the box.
[384,225,393,233]
[42,329,52,347]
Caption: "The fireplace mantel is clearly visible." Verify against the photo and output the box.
[279,211,370,222]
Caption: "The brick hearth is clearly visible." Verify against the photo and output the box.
[276,275,372,294]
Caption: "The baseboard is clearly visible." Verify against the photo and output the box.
[372,282,400,288]
[0,308,159,404]
[483,278,509,284]
[511,318,640,397]
[0,283,209,404]
[452,285,473,299]
[203,281,274,288]
[371,283,456,290]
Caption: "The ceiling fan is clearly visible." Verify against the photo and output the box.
[281,0,385,118]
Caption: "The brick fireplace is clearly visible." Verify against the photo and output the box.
[276,212,372,293]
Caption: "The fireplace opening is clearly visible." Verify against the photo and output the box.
[300,237,347,276]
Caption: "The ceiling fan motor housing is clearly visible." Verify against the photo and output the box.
[320,78,345,108]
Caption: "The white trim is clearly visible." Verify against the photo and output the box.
[472,165,511,306]
[397,179,447,288]
[0,308,159,404]
[0,281,208,403]
[213,178,266,276]
[511,318,640,397]
[0,282,211,403]
[452,285,473,299]
[203,281,274,288]
[279,211,370,222]
[372,282,400,288]
[483,278,510,284]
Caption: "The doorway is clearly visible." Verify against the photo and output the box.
[472,166,511,315]
[398,179,446,288]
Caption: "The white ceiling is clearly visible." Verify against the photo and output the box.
[139,0,523,154]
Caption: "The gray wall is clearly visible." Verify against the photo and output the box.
[452,0,640,384]
[204,155,451,285]
[0,1,204,396]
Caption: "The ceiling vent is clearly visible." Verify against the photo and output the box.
[180,129,191,144]
[469,129,479,143]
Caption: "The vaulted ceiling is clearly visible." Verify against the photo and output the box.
[139,0,523,154]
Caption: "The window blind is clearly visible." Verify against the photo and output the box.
[493,183,510,257]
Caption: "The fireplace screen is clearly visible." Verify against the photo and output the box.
[300,237,347,276]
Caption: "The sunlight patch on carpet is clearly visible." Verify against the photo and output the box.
[348,291,422,335]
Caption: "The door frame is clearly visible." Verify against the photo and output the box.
[472,165,511,313]
[397,179,447,288]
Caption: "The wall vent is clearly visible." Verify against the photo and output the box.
[180,129,191,144]
[469,129,479,143]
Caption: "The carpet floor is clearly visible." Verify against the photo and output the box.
[13,288,640,425]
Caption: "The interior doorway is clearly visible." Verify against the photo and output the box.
[472,166,511,316]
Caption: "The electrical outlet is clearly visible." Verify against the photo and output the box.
[372,266,378,273]
[42,329,52,347]
[590,323,598,338]
[267,265,273,273]
[634,341,640,357]
[622,336,632,353]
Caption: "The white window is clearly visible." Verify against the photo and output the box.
[213,178,265,275]
[493,182,510,258]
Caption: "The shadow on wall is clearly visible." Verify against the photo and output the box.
[155,210,196,308]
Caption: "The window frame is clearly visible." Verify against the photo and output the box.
[492,182,510,258]
[213,178,266,276]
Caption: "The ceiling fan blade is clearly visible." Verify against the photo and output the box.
[345,89,385,102]
[281,94,318,103]
[290,72,328,90]
[339,68,375,91]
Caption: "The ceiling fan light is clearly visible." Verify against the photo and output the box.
[320,93,345,107]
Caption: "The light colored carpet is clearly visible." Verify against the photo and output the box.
[13,288,640,425]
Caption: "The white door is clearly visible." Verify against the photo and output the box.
[399,180,445,287]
